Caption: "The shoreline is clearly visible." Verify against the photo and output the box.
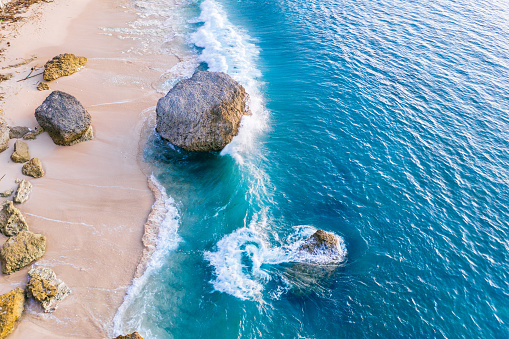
[0,0,180,337]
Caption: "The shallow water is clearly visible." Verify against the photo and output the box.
[115,0,509,337]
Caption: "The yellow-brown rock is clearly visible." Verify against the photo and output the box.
[0,288,25,339]
[114,332,144,339]
[22,158,45,178]
[0,231,46,274]
[36,82,50,91]
[26,267,71,313]
[0,201,28,237]
[43,53,87,82]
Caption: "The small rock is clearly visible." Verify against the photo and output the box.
[0,230,46,274]
[14,178,21,184]
[35,91,93,146]
[9,126,30,139]
[10,140,30,163]
[22,158,45,178]
[299,229,341,257]
[0,124,9,153]
[43,53,87,81]
[0,189,14,197]
[13,179,32,204]
[0,201,28,237]
[114,333,144,339]
[0,288,25,339]
[23,126,44,140]
[0,73,13,82]
[37,82,50,91]
[27,267,71,313]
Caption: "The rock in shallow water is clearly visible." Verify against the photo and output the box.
[35,91,93,146]
[0,230,46,274]
[156,71,248,152]
[0,288,25,339]
[0,201,28,237]
[43,53,87,82]
[27,267,71,313]
[114,332,144,339]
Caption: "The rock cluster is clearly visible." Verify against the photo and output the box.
[0,288,25,339]
[10,140,30,163]
[43,53,87,82]
[35,91,93,146]
[0,230,46,274]
[156,71,248,152]
[27,267,71,313]
[0,201,28,237]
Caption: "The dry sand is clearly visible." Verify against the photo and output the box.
[0,0,178,337]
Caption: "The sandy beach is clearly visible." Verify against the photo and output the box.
[0,0,178,337]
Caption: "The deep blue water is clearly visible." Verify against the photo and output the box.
[115,0,509,337]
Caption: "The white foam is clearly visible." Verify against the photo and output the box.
[190,0,269,161]
[205,218,347,301]
[112,175,182,336]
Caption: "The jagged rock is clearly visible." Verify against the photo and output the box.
[13,179,32,204]
[43,53,87,82]
[27,267,71,313]
[35,91,93,146]
[0,189,13,198]
[0,124,9,153]
[9,126,30,139]
[285,230,346,296]
[22,158,44,178]
[10,140,30,163]
[114,332,144,339]
[156,71,248,152]
[23,126,44,140]
[37,82,50,91]
[0,230,46,274]
[0,288,25,339]
[0,201,28,237]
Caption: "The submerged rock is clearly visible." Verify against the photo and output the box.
[0,230,46,274]
[156,71,248,152]
[0,124,9,153]
[43,53,87,82]
[114,332,144,339]
[9,126,30,139]
[10,140,30,163]
[13,179,32,204]
[0,201,28,237]
[35,91,93,146]
[0,288,25,339]
[27,267,71,313]
[37,82,50,91]
[22,158,45,178]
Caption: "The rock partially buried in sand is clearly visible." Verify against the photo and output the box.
[27,267,71,313]
[0,124,9,153]
[22,158,45,178]
[114,332,144,339]
[10,140,30,163]
[9,126,30,139]
[35,91,93,146]
[156,71,248,152]
[13,179,32,204]
[37,82,50,91]
[43,53,87,81]
[0,201,28,237]
[0,288,25,339]
[0,230,46,274]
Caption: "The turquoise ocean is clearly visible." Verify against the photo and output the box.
[113,0,509,337]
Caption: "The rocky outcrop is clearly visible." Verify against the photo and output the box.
[35,91,93,146]
[13,179,32,204]
[43,53,87,82]
[9,126,30,139]
[0,230,46,274]
[0,124,9,153]
[0,288,25,339]
[37,82,50,91]
[22,158,45,178]
[27,267,71,313]
[0,201,28,237]
[285,230,346,296]
[114,332,144,339]
[156,71,248,152]
[10,140,30,163]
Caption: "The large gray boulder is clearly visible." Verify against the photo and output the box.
[35,91,93,146]
[156,71,248,152]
